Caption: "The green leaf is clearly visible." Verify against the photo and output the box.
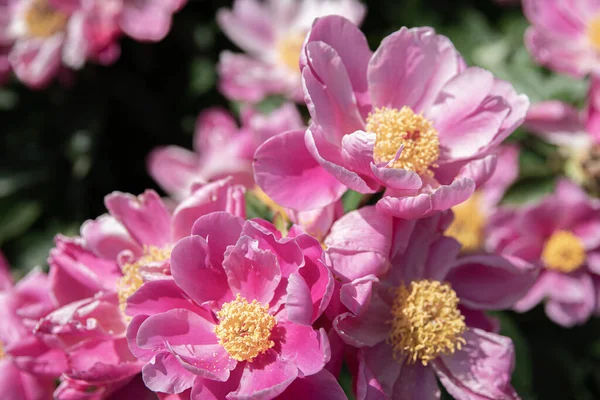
[190,58,216,96]
[0,200,42,245]
[501,177,555,206]
[342,190,363,213]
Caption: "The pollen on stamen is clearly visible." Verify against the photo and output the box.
[387,280,466,366]
[24,0,68,38]
[215,294,276,362]
[445,192,486,252]
[588,14,600,51]
[117,245,172,315]
[366,106,440,176]
[541,230,586,273]
[0,341,5,360]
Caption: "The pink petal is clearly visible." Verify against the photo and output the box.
[125,279,204,317]
[142,352,197,394]
[368,27,462,113]
[303,41,365,143]
[170,235,231,306]
[544,272,596,327]
[146,146,200,201]
[429,67,511,161]
[276,322,329,376]
[370,162,423,190]
[513,270,552,313]
[434,328,518,400]
[480,144,520,207]
[325,206,393,281]
[190,364,243,400]
[171,178,246,240]
[524,101,589,149]
[81,215,142,260]
[222,236,281,306]
[120,0,183,42]
[228,350,298,400]
[0,359,54,400]
[9,36,62,89]
[193,107,240,154]
[104,190,171,247]
[216,0,275,56]
[279,369,347,400]
[340,130,376,177]
[191,211,245,264]
[356,343,402,400]
[302,15,372,113]
[393,362,440,400]
[254,129,347,210]
[446,254,538,310]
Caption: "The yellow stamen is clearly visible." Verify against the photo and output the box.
[251,186,290,235]
[0,341,5,359]
[445,192,485,252]
[276,32,306,72]
[388,280,466,366]
[588,14,600,50]
[215,294,276,362]
[117,245,172,314]
[24,0,68,38]
[541,230,586,273]
[367,106,440,176]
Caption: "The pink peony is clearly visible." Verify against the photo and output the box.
[148,104,304,202]
[525,82,600,191]
[487,179,600,327]
[0,252,67,400]
[0,0,122,88]
[36,182,244,398]
[254,16,529,220]
[325,208,537,399]
[216,0,366,103]
[444,144,520,253]
[126,211,345,399]
[523,0,600,78]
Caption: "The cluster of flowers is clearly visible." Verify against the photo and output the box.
[0,0,186,88]
[4,0,600,399]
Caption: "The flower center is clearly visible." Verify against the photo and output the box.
[215,294,276,362]
[0,341,5,359]
[367,106,440,176]
[387,280,466,366]
[541,230,586,273]
[588,14,600,51]
[276,32,306,72]
[445,192,485,252]
[117,245,172,314]
[24,0,68,38]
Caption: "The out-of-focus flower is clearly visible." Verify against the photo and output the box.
[0,252,67,400]
[217,0,366,103]
[0,0,122,88]
[148,103,304,202]
[445,144,520,252]
[126,211,344,399]
[254,16,528,220]
[525,81,600,192]
[35,183,244,398]
[487,179,600,327]
[523,0,600,78]
[324,208,536,400]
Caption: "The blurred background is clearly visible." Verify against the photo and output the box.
[1,0,598,399]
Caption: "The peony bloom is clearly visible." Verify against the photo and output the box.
[36,182,244,398]
[525,81,600,192]
[444,144,520,253]
[148,103,304,202]
[325,208,537,399]
[217,0,366,102]
[487,179,600,327]
[0,0,122,88]
[126,211,346,399]
[0,252,67,400]
[254,16,528,220]
[523,0,600,78]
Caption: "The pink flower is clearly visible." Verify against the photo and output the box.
[254,16,529,220]
[148,104,304,202]
[36,183,244,398]
[0,252,67,400]
[487,179,600,327]
[119,0,186,42]
[444,144,520,253]
[126,211,345,399]
[1,0,122,88]
[216,0,366,102]
[525,82,600,190]
[325,208,537,399]
[523,0,600,78]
